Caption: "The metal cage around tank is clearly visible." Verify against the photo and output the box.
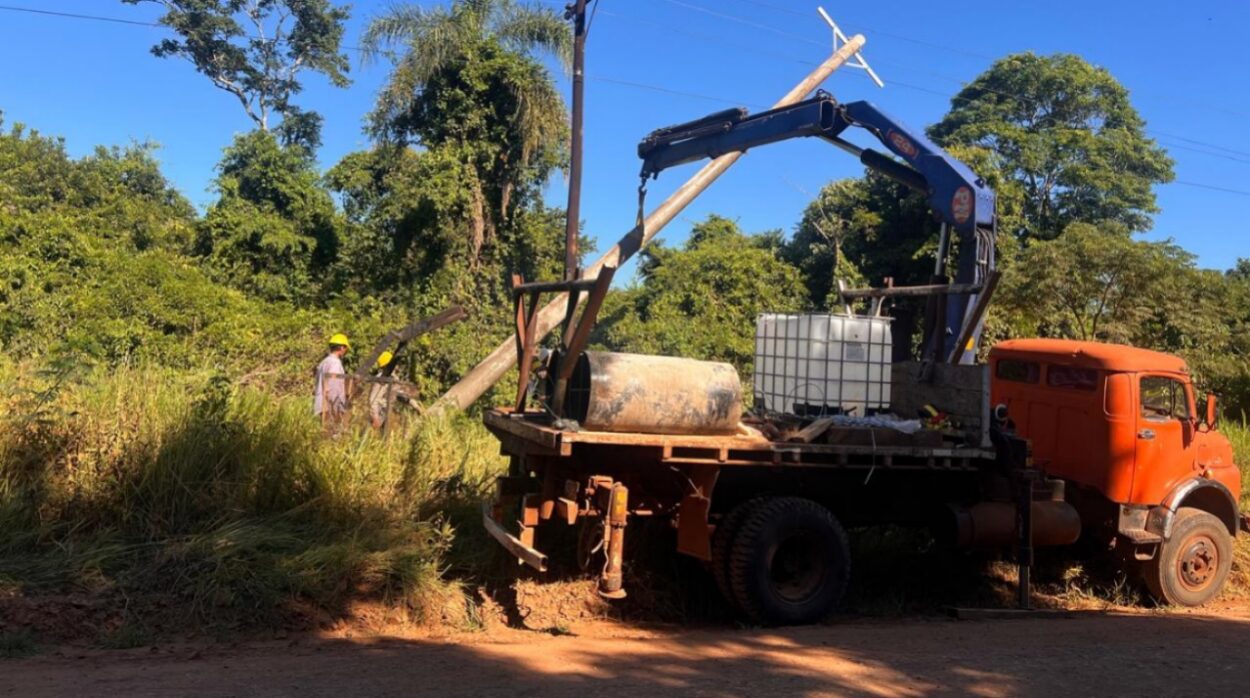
[753,313,893,417]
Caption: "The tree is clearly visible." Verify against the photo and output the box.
[782,179,868,308]
[596,216,806,376]
[123,0,351,150]
[929,53,1173,240]
[197,130,342,302]
[1193,262,1250,417]
[360,0,570,260]
[999,222,1198,344]
[362,0,570,143]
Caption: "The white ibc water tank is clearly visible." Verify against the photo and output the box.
[754,313,893,416]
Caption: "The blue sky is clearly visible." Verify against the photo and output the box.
[1,0,1247,277]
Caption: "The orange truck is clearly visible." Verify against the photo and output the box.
[991,338,1242,606]
[483,339,1243,625]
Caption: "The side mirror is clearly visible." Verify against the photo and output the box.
[1206,393,1218,430]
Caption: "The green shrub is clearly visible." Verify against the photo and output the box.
[0,364,505,628]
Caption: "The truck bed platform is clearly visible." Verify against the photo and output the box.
[485,408,994,471]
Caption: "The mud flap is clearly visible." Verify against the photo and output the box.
[675,464,720,561]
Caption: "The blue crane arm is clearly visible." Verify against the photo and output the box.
[637,93,997,363]
[638,93,994,234]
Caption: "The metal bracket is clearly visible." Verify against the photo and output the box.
[511,266,617,416]
[818,7,884,88]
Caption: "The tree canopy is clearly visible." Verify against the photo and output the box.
[929,53,1174,239]
[123,0,352,151]
[360,0,571,262]
[999,222,1196,343]
[197,130,343,303]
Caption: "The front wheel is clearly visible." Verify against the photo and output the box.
[1141,507,1233,607]
[728,497,851,625]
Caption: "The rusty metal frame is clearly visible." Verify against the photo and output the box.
[510,266,617,416]
[481,502,549,571]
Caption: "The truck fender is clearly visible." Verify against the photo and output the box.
[1145,478,1239,539]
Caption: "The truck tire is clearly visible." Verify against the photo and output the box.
[711,499,762,606]
[1142,507,1233,607]
[728,497,851,625]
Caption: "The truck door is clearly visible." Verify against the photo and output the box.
[1133,374,1197,504]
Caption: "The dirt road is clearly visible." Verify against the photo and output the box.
[7,608,1249,697]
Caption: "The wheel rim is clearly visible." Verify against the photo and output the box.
[1176,533,1220,593]
[768,530,825,604]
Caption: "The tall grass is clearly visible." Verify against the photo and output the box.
[0,362,506,631]
[1225,418,1250,508]
[1222,418,1250,598]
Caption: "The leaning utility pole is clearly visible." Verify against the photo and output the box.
[438,35,870,412]
[563,0,588,282]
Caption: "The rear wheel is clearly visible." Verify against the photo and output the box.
[728,497,850,625]
[711,499,761,606]
[1142,507,1232,607]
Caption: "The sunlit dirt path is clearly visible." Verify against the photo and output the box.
[7,607,1249,697]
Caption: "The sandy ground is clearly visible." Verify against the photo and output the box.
[7,603,1250,697]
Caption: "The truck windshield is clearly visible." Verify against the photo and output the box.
[1140,376,1191,421]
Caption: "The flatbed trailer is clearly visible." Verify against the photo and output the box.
[481,393,1035,624]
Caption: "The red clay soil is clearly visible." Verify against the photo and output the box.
[7,602,1250,697]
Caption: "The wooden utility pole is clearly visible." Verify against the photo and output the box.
[564,0,588,282]
[437,36,870,412]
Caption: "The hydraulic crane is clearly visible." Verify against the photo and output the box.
[636,90,997,364]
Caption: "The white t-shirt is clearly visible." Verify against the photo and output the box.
[313,354,347,415]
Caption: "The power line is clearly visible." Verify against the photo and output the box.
[588,75,769,109]
[657,0,823,45]
[719,0,996,60]
[0,4,159,27]
[1155,139,1250,165]
[3,2,1250,197]
[607,3,1250,166]
[598,9,813,67]
[1152,131,1250,160]
[586,0,603,35]
[730,0,1250,119]
[653,0,1250,121]
[1173,181,1250,198]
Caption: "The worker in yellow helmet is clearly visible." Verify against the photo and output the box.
[369,350,395,430]
[314,333,351,433]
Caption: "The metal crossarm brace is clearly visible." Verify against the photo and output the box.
[510,266,617,415]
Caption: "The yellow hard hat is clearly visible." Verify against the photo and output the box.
[376,351,394,368]
[328,333,351,350]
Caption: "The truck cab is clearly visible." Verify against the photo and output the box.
[990,338,1241,605]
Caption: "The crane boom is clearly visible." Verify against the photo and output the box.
[636,91,997,363]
